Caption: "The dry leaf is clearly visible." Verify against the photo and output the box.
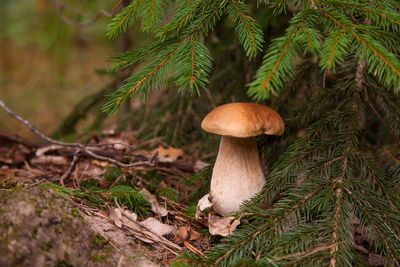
[208,214,240,237]
[109,207,123,228]
[140,188,168,217]
[173,226,201,244]
[122,209,138,222]
[92,160,109,168]
[84,215,159,267]
[108,207,181,250]
[173,226,190,244]
[75,162,106,178]
[194,160,210,172]
[153,145,183,162]
[35,145,63,156]
[195,194,212,221]
[188,228,201,241]
[31,155,68,165]
[140,217,175,236]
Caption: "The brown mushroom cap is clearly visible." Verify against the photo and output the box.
[201,103,284,137]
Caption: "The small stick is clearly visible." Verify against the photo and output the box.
[0,100,157,184]
[60,148,82,186]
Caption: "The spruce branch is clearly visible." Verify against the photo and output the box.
[108,38,180,73]
[318,7,400,93]
[140,0,163,32]
[269,243,340,264]
[247,9,312,100]
[319,30,349,70]
[103,45,179,113]
[367,81,400,138]
[344,184,400,261]
[227,0,264,60]
[323,1,400,32]
[106,0,146,39]
[156,0,212,38]
[174,38,213,92]
[365,96,400,147]
[208,182,326,266]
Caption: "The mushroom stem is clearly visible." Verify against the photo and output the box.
[210,136,265,216]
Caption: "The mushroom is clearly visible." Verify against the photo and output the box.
[201,103,284,216]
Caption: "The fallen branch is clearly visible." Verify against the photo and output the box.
[0,100,157,185]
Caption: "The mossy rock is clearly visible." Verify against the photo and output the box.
[0,186,156,267]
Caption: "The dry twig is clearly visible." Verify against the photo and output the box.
[0,100,156,185]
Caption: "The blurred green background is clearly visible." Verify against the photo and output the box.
[0,0,123,139]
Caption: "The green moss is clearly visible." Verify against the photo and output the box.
[69,208,84,222]
[56,258,74,267]
[32,227,38,238]
[91,234,107,248]
[35,207,42,216]
[40,240,53,251]
[91,253,107,262]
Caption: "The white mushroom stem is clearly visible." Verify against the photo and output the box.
[210,136,265,216]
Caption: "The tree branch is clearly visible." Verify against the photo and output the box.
[0,100,157,185]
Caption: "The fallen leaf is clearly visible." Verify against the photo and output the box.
[194,160,210,172]
[153,145,183,162]
[92,160,109,168]
[123,209,138,222]
[173,226,190,244]
[140,217,175,236]
[31,155,68,165]
[84,215,159,267]
[140,188,168,217]
[208,214,240,237]
[109,208,123,228]
[195,194,212,221]
[173,226,201,244]
[188,228,201,241]
[108,206,180,250]
[35,145,63,156]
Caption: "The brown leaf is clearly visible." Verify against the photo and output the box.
[140,189,168,217]
[195,194,212,222]
[31,155,68,165]
[208,214,240,237]
[140,217,175,237]
[173,226,190,244]
[109,208,123,228]
[188,228,201,241]
[152,145,183,162]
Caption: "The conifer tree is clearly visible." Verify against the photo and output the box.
[105,0,400,265]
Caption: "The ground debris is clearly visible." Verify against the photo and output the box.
[140,188,168,217]
[196,193,241,236]
[0,131,211,265]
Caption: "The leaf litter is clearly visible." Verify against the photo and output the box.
[0,130,212,265]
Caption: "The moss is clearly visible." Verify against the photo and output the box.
[32,227,38,238]
[56,258,74,267]
[69,207,84,222]
[91,234,107,248]
[35,207,42,216]
[40,240,53,251]
[91,253,107,262]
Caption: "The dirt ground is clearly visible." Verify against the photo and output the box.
[0,186,157,267]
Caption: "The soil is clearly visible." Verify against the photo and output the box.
[0,186,157,267]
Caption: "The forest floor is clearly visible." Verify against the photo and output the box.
[0,130,212,266]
